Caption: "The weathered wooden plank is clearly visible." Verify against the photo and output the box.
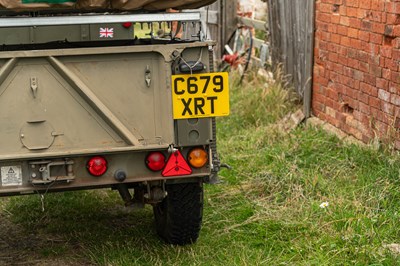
[303,0,315,118]
[238,16,267,31]
[252,37,265,49]
[223,0,238,54]
[267,0,315,117]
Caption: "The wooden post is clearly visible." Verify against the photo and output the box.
[222,0,238,55]
[267,0,315,118]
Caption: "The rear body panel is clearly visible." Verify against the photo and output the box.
[0,42,215,195]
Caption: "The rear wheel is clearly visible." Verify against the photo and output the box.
[153,182,203,245]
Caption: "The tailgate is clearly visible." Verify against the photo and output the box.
[0,44,205,160]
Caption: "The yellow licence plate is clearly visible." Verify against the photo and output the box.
[171,72,230,119]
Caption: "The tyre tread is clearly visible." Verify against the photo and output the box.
[154,182,203,245]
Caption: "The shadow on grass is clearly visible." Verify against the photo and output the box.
[3,190,166,265]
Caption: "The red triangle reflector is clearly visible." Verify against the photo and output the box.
[162,151,192,177]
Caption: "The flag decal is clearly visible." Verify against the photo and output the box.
[99,28,114,38]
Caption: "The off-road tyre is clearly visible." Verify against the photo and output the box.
[153,182,203,245]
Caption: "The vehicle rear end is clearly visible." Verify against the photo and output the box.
[0,2,228,245]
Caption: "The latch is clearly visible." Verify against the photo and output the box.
[145,65,151,87]
[30,77,38,98]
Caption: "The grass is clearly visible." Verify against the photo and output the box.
[1,70,400,265]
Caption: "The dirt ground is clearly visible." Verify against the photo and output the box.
[0,200,93,266]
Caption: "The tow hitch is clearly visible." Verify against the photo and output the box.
[29,160,75,185]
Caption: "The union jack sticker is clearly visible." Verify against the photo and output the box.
[99,28,114,38]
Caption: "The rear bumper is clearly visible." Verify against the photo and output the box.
[0,147,211,197]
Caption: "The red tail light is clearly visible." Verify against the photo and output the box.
[122,22,133,29]
[87,156,108,176]
[146,152,166,172]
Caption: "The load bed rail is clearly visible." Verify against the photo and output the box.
[0,12,201,27]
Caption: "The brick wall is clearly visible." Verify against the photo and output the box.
[313,0,400,148]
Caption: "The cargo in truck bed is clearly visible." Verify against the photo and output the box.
[0,0,216,12]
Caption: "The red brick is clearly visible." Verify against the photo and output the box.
[359,0,371,9]
[363,73,376,86]
[326,98,342,110]
[392,71,400,83]
[315,75,330,87]
[392,94,400,106]
[350,39,363,50]
[371,0,384,11]
[389,82,398,94]
[383,69,391,80]
[313,98,326,111]
[338,55,348,65]
[347,0,359,8]
[381,102,395,115]
[369,33,383,44]
[346,7,358,17]
[316,21,329,32]
[386,2,400,14]
[369,97,381,109]
[347,58,358,68]
[363,43,380,54]
[369,65,382,77]
[327,88,339,100]
[372,22,385,34]
[340,36,351,47]
[317,12,332,23]
[359,102,371,114]
[337,25,348,35]
[336,112,347,123]
[378,89,391,101]
[393,38,400,49]
[331,14,341,24]
[358,91,369,104]
[393,49,400,61]
[349,18,362,29]
[356,50,369,62]
[328,43,340,53]
[393,25,400,37]
[358,31,370,42]
[332,62,344,73]
[381,47,393,58]
[319,3,334,13]
[368,11,385,23]
[361,20,372,31]
[328,24,337,33]
[360,82,378,96]
[376,78,389,90]
[313,0,400,147]
[347,27,358,38]
[325,115,340,127]
[330,33,341,44]
[313,93,328,104]
[340,16,350,26]
[385,58,399,71]
[386,14,400,25]
[369,55,380,65]
[358,61,370,72]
